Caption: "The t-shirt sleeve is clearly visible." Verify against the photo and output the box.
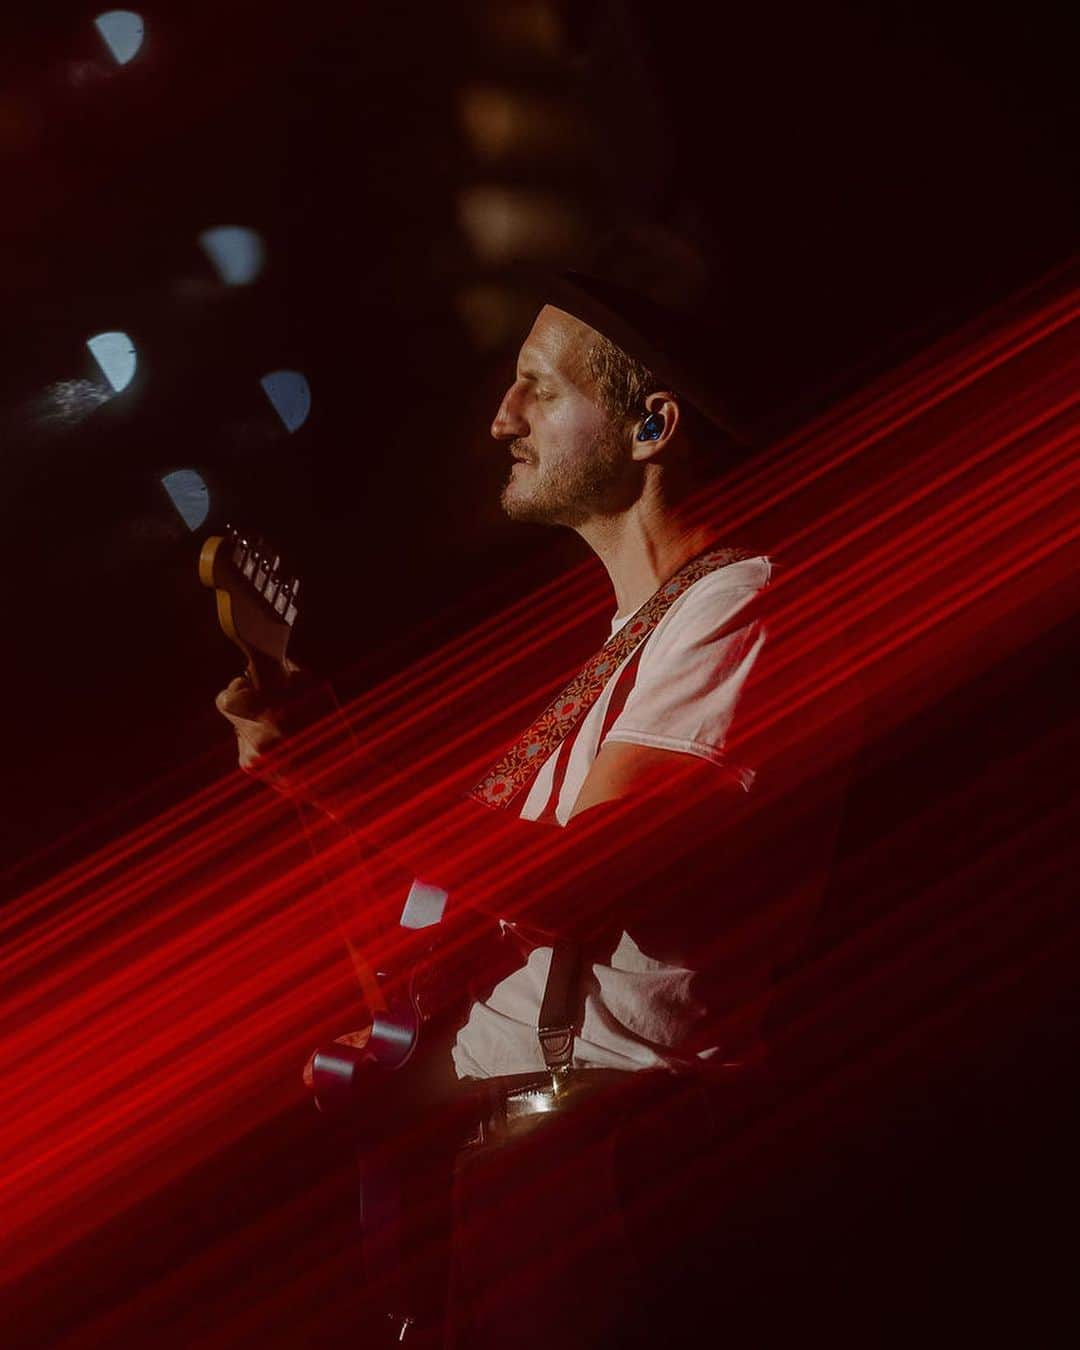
[602,566,769,789]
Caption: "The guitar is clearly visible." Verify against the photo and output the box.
[201,527,520,1342]
[199,525,457,1108]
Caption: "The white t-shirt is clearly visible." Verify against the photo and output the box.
[452,555,774,1079]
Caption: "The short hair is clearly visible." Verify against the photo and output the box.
[585,331,656,426]
[585,331,738,472]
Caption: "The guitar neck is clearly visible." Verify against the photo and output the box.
[243,648,292,698]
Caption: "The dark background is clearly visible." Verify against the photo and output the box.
[3,2,1076,1344]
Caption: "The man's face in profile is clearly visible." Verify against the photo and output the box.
[491,306,633,528]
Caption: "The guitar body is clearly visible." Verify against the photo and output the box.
[310,928,486,1113]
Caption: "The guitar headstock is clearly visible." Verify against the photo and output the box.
[199,524,301,690]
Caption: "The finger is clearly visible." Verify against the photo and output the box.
[216,683,264,720]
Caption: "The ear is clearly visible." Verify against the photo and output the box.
[630,391,681,464]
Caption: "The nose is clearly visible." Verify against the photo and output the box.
[491,381,529,442]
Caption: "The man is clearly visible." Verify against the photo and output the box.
[219,266,854,1346]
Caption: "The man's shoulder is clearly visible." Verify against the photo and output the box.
[646,554,772,652]
[678,553,772,609]
[697,552,772,592]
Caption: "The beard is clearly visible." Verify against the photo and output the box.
[500,427,630,528]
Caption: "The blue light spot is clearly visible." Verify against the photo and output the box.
[93,11,145,65]
[87,331,137,393]
[161,469,210,531]
[198,226,266,286]
[259,370,311,433]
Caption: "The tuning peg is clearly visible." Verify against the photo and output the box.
[263,553,283,604]
[284,576,300,626]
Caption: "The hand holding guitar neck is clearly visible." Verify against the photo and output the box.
[202,525,336,798]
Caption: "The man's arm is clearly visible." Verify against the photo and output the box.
[460,742,751,943]
[215,674,750,942]
[568,741,747,820]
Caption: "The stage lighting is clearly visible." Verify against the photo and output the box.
[161,469,210,531]
[259,370,311,433]
[484,1,564,56]
[198,226,266,287]
[458,86,578,164]
[457,186,582,265]
[93,11,145,66]
[36,380,111,427]
[86,331,137,393]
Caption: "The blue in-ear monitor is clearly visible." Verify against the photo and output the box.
[637,412,665,442]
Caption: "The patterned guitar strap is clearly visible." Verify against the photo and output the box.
[469,545,755,1075]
